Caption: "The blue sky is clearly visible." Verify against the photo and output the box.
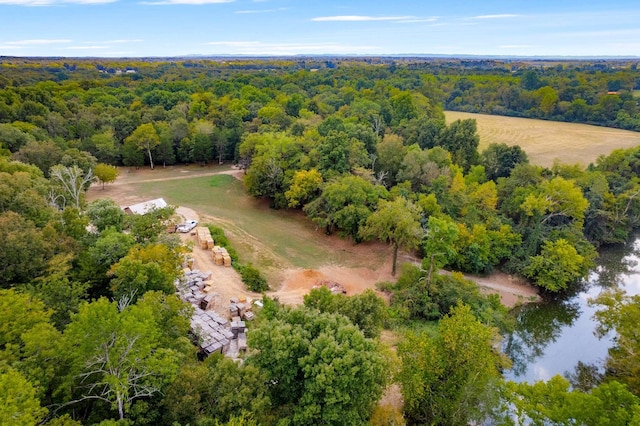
[1,0,639,57]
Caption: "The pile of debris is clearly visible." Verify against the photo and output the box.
[178,269,246,357]
[191,308,233,355]
[229,296,255,321]
[315,279,347,295]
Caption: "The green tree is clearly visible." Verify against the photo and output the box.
[121,136,145,168]
[316,130,368,177]
[398,303,505,426]
[506,376,640,425]
[481,143,529,181]
[437,119,480,171]
[0,289,62,398]
[87,130,120,164]
[153,121,176,167]
[0,212,52,287]
[397,146,451,192]
[0,288,52,348]
[162,355,270,425]
[125,204,174,243]
[13,140,64,177]
[108,243,181,302]
[125,123,160,170]
[376,133,407,186]
[248,305,390,426]
[60,297,186,420]
[93,163,119,190]
[520,176,589,230]
[524,239,587,292]
[360,197,422,276]
[285,168,323,208]
[0,365,48,426]
[0,123,35,152]
[592,290,640,395]
[86,199,126,232]
[304,175,388,240]
[303,287,387,338]
[0,160,53,226]
[27,266,88,329]
[241,132,304,208]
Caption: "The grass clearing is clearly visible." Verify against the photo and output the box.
[131,173,386,274]
[632,90,640,98]
[445,111,640,167]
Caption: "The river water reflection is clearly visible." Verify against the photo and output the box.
[503,236,640,383]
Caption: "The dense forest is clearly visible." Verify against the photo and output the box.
[2,57,640,425]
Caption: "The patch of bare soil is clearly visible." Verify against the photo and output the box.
[470,272,541,307]
[274,261,396,305]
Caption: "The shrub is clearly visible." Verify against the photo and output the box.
[238,264,269,293]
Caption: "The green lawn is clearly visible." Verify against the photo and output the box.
[133,174,382,273]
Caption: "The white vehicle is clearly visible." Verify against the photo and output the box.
[176,220,198,233]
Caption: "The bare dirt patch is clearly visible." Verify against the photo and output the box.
[471,271,540,306]
[275,261,395,305]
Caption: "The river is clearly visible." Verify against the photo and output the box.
[503,236,640,383]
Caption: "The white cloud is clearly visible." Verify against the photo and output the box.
[470,14,520,20]
[103,39,144,43]
[204,41,262,47]
[235,7,286,14]
[395,17,438,24]
[140,0,233,5]
[4,39,71,45]
[312,15,415,22]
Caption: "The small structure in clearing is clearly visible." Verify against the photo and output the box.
[122,198,168,215]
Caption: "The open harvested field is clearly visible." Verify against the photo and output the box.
[445,111,640,167]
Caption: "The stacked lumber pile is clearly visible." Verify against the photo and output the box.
[212,246,232,267]
[191,308,234,355]
[229,296,255,321]
[176,270,239,357]
[195,227,214,250]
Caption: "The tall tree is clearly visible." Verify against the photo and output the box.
[125,123,160,170]
[304,175,388,240]
[359,197,422,275]
[437,119,480,171]
[49,164,95,210]
[398,303,506,426]
[162,355,270,425]
[247,305,390,426]
[93,163,119,190]
[60,296,187,420]
[0,366,48,426]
